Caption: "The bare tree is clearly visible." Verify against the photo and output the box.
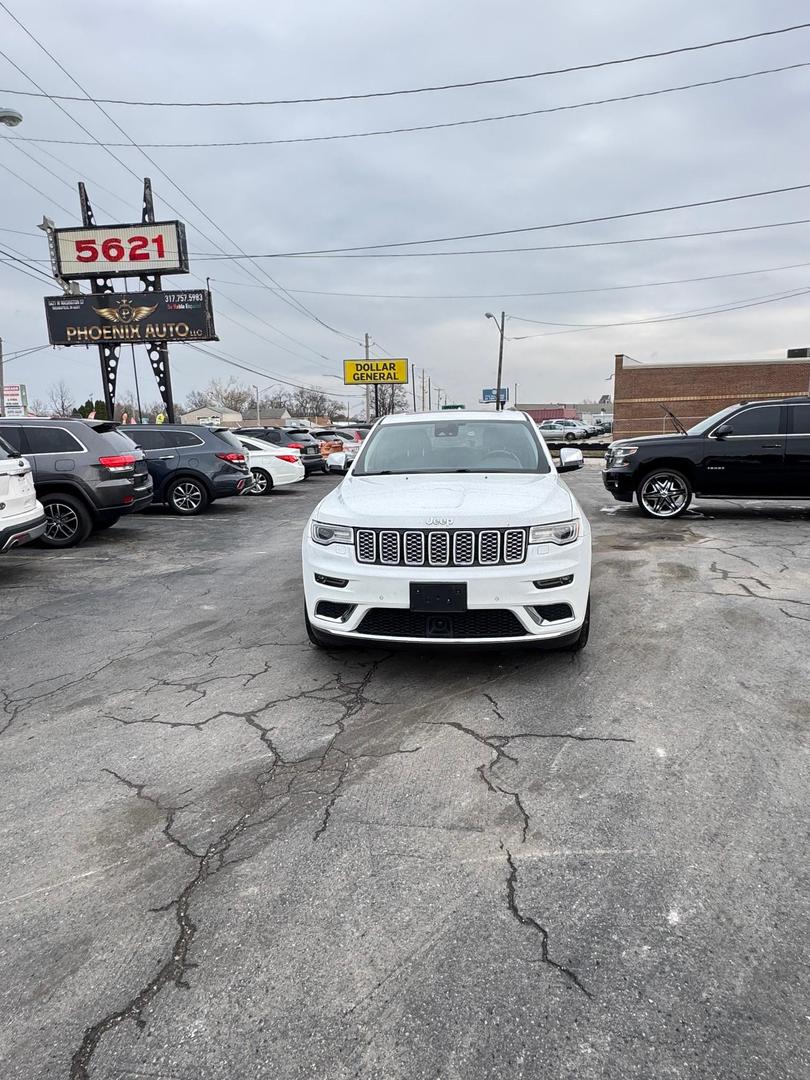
[47,380,75,417]
[28,398,49,417]
[184,377,253,414]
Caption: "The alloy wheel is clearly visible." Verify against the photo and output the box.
[249,468,268,495]
[172,482,203,512]
[44,502,80,542]
[639,473,689,517]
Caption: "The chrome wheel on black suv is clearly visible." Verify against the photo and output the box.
[636,469,692,518]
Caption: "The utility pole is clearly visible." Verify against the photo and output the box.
[0,338,4,418]
[411,363,417,412]
[421,369,426,411]
[495,310,505,411]
[428,376,432,411]
[364,332,371,422]
[514,383,518,411]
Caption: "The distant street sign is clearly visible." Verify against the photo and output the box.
[53,221,188,280]
[481,388,509,403]
[44,290,217,346]
[343,358,409,385]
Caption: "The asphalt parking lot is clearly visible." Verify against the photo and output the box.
[1,462,808,1080]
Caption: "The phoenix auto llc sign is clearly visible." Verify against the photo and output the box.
[44,290,218,346]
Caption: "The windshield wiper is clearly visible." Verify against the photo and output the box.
[658,403,688,435]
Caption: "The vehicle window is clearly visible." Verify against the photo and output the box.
[787,404,810,434]
[210,430,245,452]
[0,425,25,453]
[162,430,205,448]
[98,429,141,454]
[23,425,84,454]
[238,437,260,450]
[127,428,165,450]
[687,405,739,435]
[725,406,782,437]
[356,420,548,475]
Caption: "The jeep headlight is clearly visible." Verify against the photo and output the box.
[311,520,354,546]
[529,519,580,545]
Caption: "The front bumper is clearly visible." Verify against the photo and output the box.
[602,468,635,502]
[302,533,591,645]
[0,512,46,552]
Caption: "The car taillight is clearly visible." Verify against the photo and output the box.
[288,442,304,449]
[216,452,246,463]
[278,454,298,463]
[98,454,136,472]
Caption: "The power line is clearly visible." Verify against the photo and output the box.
[1,21,808,106]
[10,61,807,148]
[0,156,76,218]
[0,246,57,286]
[191,216,810,261]
[208,259,810,300]
[509,285,810,339]
[183,183,810,258]
[185,343,366,397]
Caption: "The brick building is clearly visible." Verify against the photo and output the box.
[613,352,810,438]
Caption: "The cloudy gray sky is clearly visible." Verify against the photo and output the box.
[2,0,810,413]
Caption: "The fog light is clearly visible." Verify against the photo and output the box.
[527,603,574,624]
[533,575,574,589]
[315,573,348,588]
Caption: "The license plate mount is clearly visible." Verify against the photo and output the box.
[409,583,468,613]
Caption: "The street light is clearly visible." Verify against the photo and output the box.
[485,311,506,411]
[0,108,22,127]
[252,383,277,425]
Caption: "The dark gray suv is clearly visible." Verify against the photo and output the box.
[126,424,253,514]
[0,418,153,547]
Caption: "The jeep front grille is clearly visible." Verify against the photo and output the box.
[354,528,527,567]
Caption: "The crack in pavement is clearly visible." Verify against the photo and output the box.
[69,652,397,1076]
[503,844,592,999]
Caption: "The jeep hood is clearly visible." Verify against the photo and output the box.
[313,472,575,529]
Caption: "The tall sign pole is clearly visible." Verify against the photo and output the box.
[140,179,176,422]
[78,182,118,420]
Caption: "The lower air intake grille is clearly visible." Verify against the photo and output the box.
[357,608,526,639]
[532,603,574,623]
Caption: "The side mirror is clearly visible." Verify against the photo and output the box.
[714,423,733,438]
[558,447,584,472]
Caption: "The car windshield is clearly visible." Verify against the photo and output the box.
[686,405,739,435]
[355,419,549,475]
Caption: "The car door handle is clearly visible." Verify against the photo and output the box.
[158,454,174,459]
[762,443,781,449]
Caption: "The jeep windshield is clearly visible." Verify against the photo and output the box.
[355,419,550,475]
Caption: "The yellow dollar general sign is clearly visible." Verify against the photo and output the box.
[343,358,409,385]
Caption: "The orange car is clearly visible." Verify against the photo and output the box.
[313,434,344,459]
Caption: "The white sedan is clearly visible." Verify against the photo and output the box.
[235,435,305,495]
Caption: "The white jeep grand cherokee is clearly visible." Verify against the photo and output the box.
[302,412,591,649]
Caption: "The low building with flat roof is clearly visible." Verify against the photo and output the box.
[612,352,810,438]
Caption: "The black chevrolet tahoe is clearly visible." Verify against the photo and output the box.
[603,397,810,518]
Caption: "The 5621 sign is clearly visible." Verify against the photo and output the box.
[54,221,189,280]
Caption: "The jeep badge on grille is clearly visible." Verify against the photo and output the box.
[425,517,453,526]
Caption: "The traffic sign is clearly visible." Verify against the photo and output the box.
[343,358,409,385]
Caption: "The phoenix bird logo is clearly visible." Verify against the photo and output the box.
[93,300,158,325]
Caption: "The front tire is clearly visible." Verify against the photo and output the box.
[636,469,692,519]
[166,477,210,516]
[40,493,93,548]
[249,468,273,496]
